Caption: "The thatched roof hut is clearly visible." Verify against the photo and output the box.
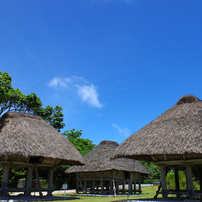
[112,95,202,162]
[0,112,84,165]
[112,95,202,199]
[67,140,149,174]
[0,112,84,196]
[66,140,149,195]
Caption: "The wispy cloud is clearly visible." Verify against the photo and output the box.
[112,123,130,137]
[48,76,103,109]
[25,48,35,59]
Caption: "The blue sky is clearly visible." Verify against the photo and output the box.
[1,0,202,145]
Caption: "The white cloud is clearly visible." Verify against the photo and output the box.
[112,123,130,137]
[48,77,68,88]
[77,84,103,108]
[48,76,103,109]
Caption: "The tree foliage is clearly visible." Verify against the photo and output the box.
[0,71,65,132]
[0,71,42,116]
[166,170,200,191]
[140,160,160,181]
[35,105,65,132]
[63,128,96,156]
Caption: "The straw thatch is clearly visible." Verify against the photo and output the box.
[66,140,150,174]
[0,112,85,165]
[112,95,202,162]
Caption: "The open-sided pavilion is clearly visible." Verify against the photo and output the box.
[112,95,202,199]
[0,112,84,197]
[66,140,150,195]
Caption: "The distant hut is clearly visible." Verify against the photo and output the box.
[112,95,202,199]
[66,140,150,195]
[0,112,84,196]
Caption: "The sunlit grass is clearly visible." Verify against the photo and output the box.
[53,186,160,202]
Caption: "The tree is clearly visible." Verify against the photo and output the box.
[0,71,65,131]
[63,128,96,156]
[140,160,160,183]
[35,105,65,132]
[0,71,42,116]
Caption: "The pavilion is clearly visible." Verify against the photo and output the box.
[112,95,202,199]
[66,140,150,195]
[0,112,84,197]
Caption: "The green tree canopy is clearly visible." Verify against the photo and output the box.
[0,71,42,116]
[0,71,65,131]
[63,128,96,156]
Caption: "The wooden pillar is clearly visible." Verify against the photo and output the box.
[123,180,125,194]
[25,167,33,196]
[101,175,104,194]
[84,176,87,193]
[199,167,202,193]
[92,178,95,194]
[129,172,133,194]
[160,166,168,199]
[174,168,180,198]
[134,178,136,194]
[106,181,109,191]
[186,165,194,199]
[34,166,43,198]
[1,165,9,195]
[110,179,113,195]
[48,168,53,196]
[116,180,119,195]
[138,181,142,194]
[76,176,79,193]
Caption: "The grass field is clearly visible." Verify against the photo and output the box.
[53,185,160,202]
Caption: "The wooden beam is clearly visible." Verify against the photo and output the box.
[151,156,158,161]
[156,158,202,166]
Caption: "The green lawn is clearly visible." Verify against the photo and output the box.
[53,186,161,202]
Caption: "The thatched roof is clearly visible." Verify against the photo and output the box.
[0,112,85,165]
[112,95,202,162]
[66,140,150,174]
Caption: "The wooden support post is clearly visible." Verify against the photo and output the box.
[174,168,180,198]
[134,178,136,194]
[123,180,125,194]
[76,176,79,193]
[48,168,53,196]
[129,172,133,194]
[138,181,142,194]
[186,165,194,199]
[160,166,168,199]
[84,176,87,193]
[34,166,43,199]
[116,180,119,195]
[25,167,33,196]
[92,178,95,194]
[110,179,113,195]
[1,165,9,195]
[199,167,202,193]
[101,175,104,194]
